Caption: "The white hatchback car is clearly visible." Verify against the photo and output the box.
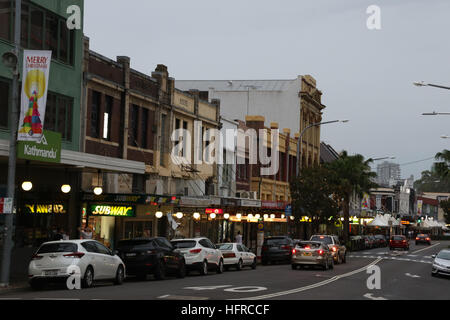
[217,243,257,271]
[171,237,224,275]
[28,240,125,289]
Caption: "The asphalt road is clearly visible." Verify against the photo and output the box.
[0,241,448,300]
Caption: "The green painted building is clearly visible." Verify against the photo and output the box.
[0,0,84,151]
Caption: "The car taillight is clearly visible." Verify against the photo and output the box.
[426,238,430,241]
[332,246,337,252]
[402,240,406,243]
[318,250,324,256]
[63,252,85,259]
[281,245,291,250]
[32,254,43,260]
[416,238,419,240]
[304,246,310,250]
[189,248,202,254]
[223,252,236,258]
[292,249,296,254]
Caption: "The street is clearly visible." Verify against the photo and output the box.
[1,241,448,300]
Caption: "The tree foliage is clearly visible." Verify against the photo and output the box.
[414,149,450,193]
[440,199,450,225]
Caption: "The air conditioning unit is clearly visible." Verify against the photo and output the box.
[236,191,250,199]
[248,191,258,200]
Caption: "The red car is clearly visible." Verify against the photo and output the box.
[389,235,409,251]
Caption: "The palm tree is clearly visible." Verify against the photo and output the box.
[434,149,450,180]
[324,151,377,244]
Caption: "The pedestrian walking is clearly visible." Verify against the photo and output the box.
[235,231,242,244]
[79,226,93,239]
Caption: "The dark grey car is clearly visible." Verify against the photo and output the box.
[261,236,294,265]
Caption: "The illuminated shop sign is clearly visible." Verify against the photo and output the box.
[205,208,223,214]
[24,204,66,214]
[90,205,136,217]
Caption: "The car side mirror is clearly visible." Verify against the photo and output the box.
[431,254,436,259]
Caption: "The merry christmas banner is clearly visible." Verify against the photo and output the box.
[17,50,52,141]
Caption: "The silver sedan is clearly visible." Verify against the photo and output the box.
[291,241,334,271]
[431,249,450,277]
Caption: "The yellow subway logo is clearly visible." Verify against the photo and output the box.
[91,205,134,217]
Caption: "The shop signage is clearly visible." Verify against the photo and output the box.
[221,198,240,207]
[0,198,13,214]
[205,208,223,214]
[240,199,261,207]
[180,197,211,207]
[81,193,180,205]
[89,205,135,217]
[401,220,410,225]
[17,130,61,163]
[261,201,289,210]
[285,205,292,217]
[24,204,66,214]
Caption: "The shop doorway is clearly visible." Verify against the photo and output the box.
[123,220,153,239]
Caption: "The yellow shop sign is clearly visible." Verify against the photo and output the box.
[90,205,135,217]
[25,204,66,214]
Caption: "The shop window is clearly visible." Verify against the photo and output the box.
[0,0,12,41]
[30,8,44,50]
[44,92,73,141]
[90,90,101,138]
[130,105,139,147]
[124,221,152,239]
[0,79,10,129]
[103,95,113,140]
[58,19,69,63]
[141,108,148,149]
[20,3,29,48]
[45,12,58,55]
[160,114,167,166]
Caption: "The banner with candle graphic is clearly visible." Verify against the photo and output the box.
[17,50,52,141]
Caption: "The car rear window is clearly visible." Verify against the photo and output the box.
[265,238,289,245]
[310,236,332,245]
[392,236,405,241]
[218,244,233,250]
[297,242,321,249]
[37,243,78,254]
[171,240,197,249]
[117,240,155,249]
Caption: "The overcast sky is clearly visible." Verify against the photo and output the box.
[84,0,450,180]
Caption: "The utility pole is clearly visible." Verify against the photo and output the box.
[1,0,21,287]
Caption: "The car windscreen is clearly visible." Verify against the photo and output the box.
[37,243,78,254]
[218,244,233,250]
[374,235,385,239]
[310,236,332,245]
[297,242,321,249]
[392,236,405,241]
[436,251,450,260]
[117,240,155,250]
[265,238,289,246]
[171,240,197,249]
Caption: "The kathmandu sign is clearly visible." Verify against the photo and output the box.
[17,130,61,163]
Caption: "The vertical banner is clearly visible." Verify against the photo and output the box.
[361,193,370,210]
[17,50,52,141]
[417,200,423,215]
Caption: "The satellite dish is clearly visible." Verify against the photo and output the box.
[2,51,18,69]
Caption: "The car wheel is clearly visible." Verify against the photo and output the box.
[251,258,257,270]
[114,265,124,285]
[154,260,166,280]
[217,259,224,274]
[82,267,94,288]
[177,260,186,278]
[236,259,243,271]
[200,260,208,275]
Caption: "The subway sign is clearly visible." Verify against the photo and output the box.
[90,205,136,217]
[24,204,66,214]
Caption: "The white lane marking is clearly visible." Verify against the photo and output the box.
[0,298,22,300]
[405,273,420,278]
[364,293,387,300]
[158,295,209,300]
[407,255,418,257]
[233,258,383,300]
[34,298,80,300]
[412,243,441,254]
[183,285,233,291]
[224,286,267,293]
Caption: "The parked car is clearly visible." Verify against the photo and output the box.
[389,235,409,251]
[415,234,431,246]
[431,249,450,277]
[116,237,186,280]
[261,236,294,265]
[349,236,365,251]
[28,240,125,290]
[374,235,387,247]
[291,241,334,270]
[361,235,373,249]
[310,235,347,264]
[217,243,257,270]
[171,237,224,275]
[368,235,378,248]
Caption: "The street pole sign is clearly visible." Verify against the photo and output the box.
[0,198,13,214]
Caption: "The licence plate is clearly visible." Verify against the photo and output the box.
[44,270,58,276]
[302,252,312,256]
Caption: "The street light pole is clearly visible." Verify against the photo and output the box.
[296,120,349,176]
[413,81,450,91]
[1,0,21,287]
